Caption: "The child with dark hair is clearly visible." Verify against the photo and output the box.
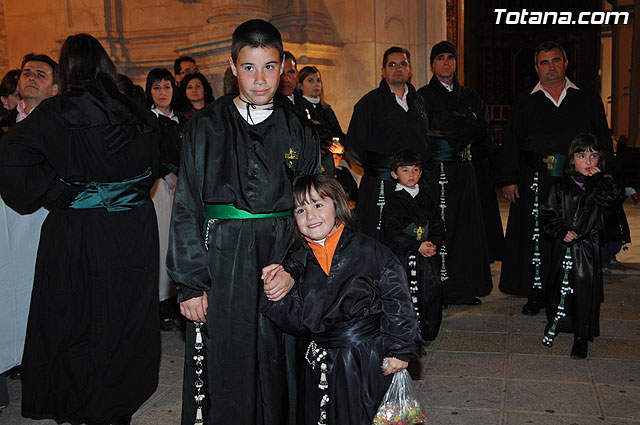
[168,19,319,425]
[382,149,443,341]
[540,133,619,358]
[261,174,421,425]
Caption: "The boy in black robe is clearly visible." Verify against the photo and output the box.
[167,20,320,425]
[382,149,443,342]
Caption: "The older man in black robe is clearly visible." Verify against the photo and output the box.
[497,41,611,316]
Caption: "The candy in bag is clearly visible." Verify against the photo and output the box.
[372,369,426,424]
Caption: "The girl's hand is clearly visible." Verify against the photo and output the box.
[381,357,409,376]
[586,166,601,176]
[563,230,578,243]
[180,292,208,323]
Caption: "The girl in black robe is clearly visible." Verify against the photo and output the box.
[262,174,421,425]
[0,34,160,424]
[540,133,619,358]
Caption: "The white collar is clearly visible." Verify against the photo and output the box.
[235,104,273,125]
[395,182,419,197]
[151,107,179,123]
[392,84,409,112]
[530,77,579,107]
[287,93,295,104]
[303,95,320,104]
[439,79,454,92]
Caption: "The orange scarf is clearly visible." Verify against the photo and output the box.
[306,223,344,275]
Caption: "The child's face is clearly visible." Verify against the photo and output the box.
[229,46,282,106]
[573,149,600,176]
[294,186,339,241]
[391,165,422,189]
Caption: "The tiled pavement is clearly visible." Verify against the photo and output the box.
[2,200,639,425]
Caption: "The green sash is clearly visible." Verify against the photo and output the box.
[204,203,291,220]
[68,167,152,212]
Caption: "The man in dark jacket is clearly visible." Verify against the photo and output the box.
[344,46,430,241]
[417,41,493,306]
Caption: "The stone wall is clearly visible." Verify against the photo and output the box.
[0,0,446,128]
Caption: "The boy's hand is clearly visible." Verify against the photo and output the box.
[180,292,208,323]
[419,241,436,257]
[381,357,409,376]
[262,264,294,302]
[563,230,578,243]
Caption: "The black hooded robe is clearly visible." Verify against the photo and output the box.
[417,76,493,304]
[167,96,320,425]
[540,175,619,340]
[0,79,161,423]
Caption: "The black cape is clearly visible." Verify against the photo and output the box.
[418,75,493,304]
[345,79,430,240]
[262,229,421,425]
[496,85,612,297]
[167,96,320,425]
[0,77,161,423]
[540,175,619,340]
[382,187,443,341]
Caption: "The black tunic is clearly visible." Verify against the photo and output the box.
[345,79,430,241]
[540,175,619,340]
[262,229,421,425]
[0,78,161,423]
[382,187,443,341]
[167,96,320,425]
[418,76,493,304]
[496,86,611,297]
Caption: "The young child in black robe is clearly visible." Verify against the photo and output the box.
[540,133,619,358]
[382,149,443,341]
[261,174,421,425]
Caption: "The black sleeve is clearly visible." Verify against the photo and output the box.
[167,117,210,303]
[378,252,422,361]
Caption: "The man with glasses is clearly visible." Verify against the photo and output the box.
[345,46,430,241]
[174,56,197,85]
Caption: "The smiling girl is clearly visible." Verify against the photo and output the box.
[261,174,421,425]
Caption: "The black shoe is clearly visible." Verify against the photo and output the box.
[522,300,543,316]
[160,317,180,332]
[465,297,482,306]
[8,366,21,380]
[570,337,588,359]
[441,303,449,310]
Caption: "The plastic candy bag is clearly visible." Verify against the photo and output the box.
[372,369,426,424]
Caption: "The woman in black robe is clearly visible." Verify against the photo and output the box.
[0,34,160,424]
[297,66,345,177]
